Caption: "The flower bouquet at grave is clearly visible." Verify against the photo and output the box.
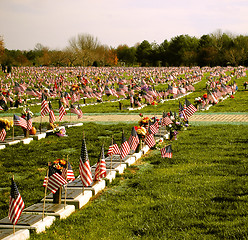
[151,100,158,106]
[154,138,164,150]
[47,123,59,130]
[0,118,13,131]
[52,158,67,171]
[138,113,150,128]
[53,126,67,137]
[0,118,13,140]
[134,126,146,140]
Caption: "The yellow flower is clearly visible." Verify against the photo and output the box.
[60,159,67,165]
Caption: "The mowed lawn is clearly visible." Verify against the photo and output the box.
[29,124,248,240]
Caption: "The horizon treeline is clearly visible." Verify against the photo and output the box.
[1,31,248,68]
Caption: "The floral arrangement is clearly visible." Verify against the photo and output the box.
[154,139,164,150]
[0,118,13,131]
[164,112,189,141]
[47,123,58,130]
[134,126,146,139]
[51,158,67,171]
[54,126,67,137]
[138,113,150,127]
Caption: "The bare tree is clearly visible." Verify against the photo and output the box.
[0,36,5,64]
[68,33,101,66]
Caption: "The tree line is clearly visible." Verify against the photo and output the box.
[1,31,248,68]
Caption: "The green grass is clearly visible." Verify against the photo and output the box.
[0,122,134,220]
[24,124,248,240]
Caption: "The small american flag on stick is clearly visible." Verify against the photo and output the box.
[13,114,27,129]
[161,144,172,158]
[59,99,67,121]
[94,144,107,181]
[9,177,25,225]
[120,131,130,159]
[0,128,7,142]
[79,138,93,187]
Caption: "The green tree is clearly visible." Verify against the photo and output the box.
[116,44,136,66]
[158,40,169,66]
[197,34,218,67]
[136,40,152,66]
[167,35,198,66]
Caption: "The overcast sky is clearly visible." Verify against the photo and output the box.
[1,0,248,50]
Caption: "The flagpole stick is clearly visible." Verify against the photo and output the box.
[121,130,124,165]
[82,132,85,196]
[64,156,68,209]
[12,175,15,235]
[40,116,42,134]
[42,165,49,220]
[110,136,113,174]
[12,125,14,141]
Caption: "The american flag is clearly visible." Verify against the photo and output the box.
[135,99,142,107]
[161,144,172,158]
[43,166,67,194]
[179,101,187,121]
[107,138,121,156]
[70,104,83,119]
[184,99,197,118]
[130,94,134,104]
[59,100,67,121]
[105,86,113,96]
[0,128,6,142]
[41,94,50,117]
[13,82,25,93]
[162,112,173,126]
[9,178,25,225]
[149,120,159,135]
[71,92,78,103]
[111,88,119,98]
[77,105,83,119]
[144,127,156,148]
[26,88,38,97]
[79,138,93,187]
[61,161,75,181]
[26,112,32,131]
[49,102,56,124]
[128,127,139,151]
[120,131,131,159]
[94,145,107,181]
[13,114,27,129]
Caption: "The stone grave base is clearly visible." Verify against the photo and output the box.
[67,179,106,195]
[0,145,6,150]
[66,123,83,128]
[32,133,46,140]
[42,189,92,209]
[141,145,150,154]
[20,138,33,144]
[23,203,75,219]
[132,151,143,160]
[105,170,116,183]
[3,139,21,146]
[0,228,29,240]
[0,214,55,233]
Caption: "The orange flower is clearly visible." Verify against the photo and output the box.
[60,159,67,165]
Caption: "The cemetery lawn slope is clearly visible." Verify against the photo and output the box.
[30,124,248,240]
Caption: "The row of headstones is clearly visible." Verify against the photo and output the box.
[0,130,169,240]
[0,123,84,150]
